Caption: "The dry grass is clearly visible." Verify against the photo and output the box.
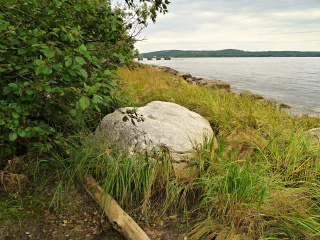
[116,64,320,239]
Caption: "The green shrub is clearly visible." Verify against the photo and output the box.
[0,0,139,155]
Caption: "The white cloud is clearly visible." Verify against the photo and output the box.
[134,0,320,52]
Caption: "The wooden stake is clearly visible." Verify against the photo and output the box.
[84,174,151,240]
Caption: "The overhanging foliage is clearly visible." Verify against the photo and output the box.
[0,0,169,156]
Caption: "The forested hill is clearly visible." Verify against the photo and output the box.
[139,49,320,58]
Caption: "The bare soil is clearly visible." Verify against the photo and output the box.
[0,182,186,240]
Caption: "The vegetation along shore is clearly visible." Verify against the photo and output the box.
[2,58,320,239]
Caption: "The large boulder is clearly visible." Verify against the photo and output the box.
[95,101,214,162]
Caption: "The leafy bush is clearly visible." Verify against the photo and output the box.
[0,0,142,155]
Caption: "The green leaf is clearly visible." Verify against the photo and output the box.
[12,112,19,118]
[104,70,111,76]
[79,97,90,110]
[9,132,18,141]
[26,89,34,95]
[42,66,52,74]
[12,119,19,127]
[3,86,11,94]
[45,86,51,92]
[18,129,26,137]
[31,43,46,47]
[78,69,88,78]
[75,56,85,65]
[89,86,98,95]
[78,45,87,53]
[65,58,72,67]
[0,24,7,31]
[36,66,43,75]
[70,109,77,116]
[19,68,30,74]
[34,127,42,132]
[72,64,81,70]
[8,83,18,89]
[18,49,28,55]
[41,48,56,58]
[0,120,6,125]
[52,64,62,71]
[27,37,37,45]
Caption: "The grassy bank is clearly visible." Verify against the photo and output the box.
[1,64,320,239]
[117,64,320,239]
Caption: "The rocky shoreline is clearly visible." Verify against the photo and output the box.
[149,64,320,118]
[150,64,231,91]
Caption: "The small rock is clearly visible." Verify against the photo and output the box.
[196,78,231,91]
[259,98,276,105]
[280,103,291,109]
[240,90,263,100]
[182,73,192,80]
[305,128,320,140]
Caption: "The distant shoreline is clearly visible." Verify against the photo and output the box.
[140,49,320,58]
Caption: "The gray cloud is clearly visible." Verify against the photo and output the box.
[133,0,320,52]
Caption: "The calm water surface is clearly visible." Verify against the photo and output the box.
[142,57,320,116]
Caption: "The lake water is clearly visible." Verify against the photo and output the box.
[141,57,320,116]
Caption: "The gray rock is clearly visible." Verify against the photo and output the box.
[196,79,231,91]
[95,101,213,162]
[182,73,192,80]
[280,103,291,109]
[305,128,320,140]
[240,90,264,100]
[259,98,277,105]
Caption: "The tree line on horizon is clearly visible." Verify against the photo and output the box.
[139,49,320,58]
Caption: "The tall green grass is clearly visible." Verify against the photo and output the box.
[22,64,320,239]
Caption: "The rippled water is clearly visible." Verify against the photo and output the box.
[142,57,320,116]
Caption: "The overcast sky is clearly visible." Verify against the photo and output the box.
[133,0,320,53]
